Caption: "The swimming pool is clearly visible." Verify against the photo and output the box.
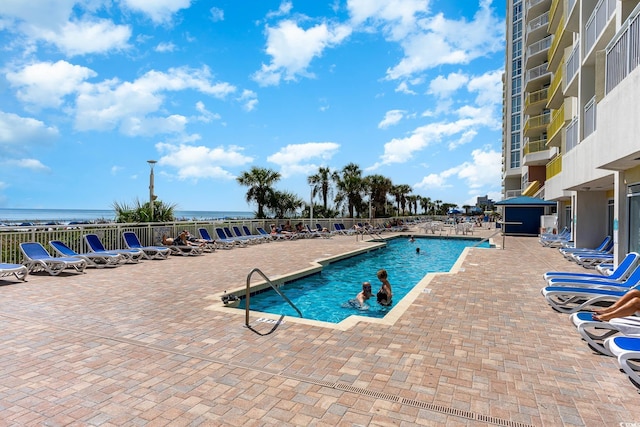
[238,237,490,324]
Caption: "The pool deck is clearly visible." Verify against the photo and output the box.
[0,226,638,426]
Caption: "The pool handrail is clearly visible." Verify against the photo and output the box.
[245,267,303,327]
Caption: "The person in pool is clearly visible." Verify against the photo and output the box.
[343,282,372,310]
[376,268,393,307]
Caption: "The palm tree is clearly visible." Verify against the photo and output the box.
[391,184,412,216]
[268,190,303,218]
[334,163,364,218]
[236,167,281,218]
[113,198,176,223]
[407,195,419,215]
[364,174,393,219]
[307,166,333,211]
[420,196,431,215]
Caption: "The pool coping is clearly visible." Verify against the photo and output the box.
[205,235,494,330]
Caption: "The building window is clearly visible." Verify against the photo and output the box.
[513,40,522,58]
[511,95,521,113]
[512,58,522,77]
[513,20,522,40]
[511,114,521,132]
[513,2,522,21]
[512,77,521,95]
[510,151,520,168]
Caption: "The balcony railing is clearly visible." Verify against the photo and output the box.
[548,14,566,62]
[528,35,553,57]
[528,11,549,33]
[505,189,523,199]
[526,0,546,11]
[525,87,549,108]
[524,111,551,134]
[546,155,562,179]
[566,41,580,85]
[566,117,579,152]
[583,96,597,137]
[524,138,548,155]
[585,0,616,55]
[606,3,640,93]
[547,105,566,140]
[527,62,550,81]
[548,57,564,97]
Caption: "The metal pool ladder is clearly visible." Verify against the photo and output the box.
[245,268,303,327]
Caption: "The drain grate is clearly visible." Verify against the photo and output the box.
[335,383,400,402]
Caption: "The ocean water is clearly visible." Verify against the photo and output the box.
[0,208,254,224]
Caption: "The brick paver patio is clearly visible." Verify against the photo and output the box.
[0,227,638,426]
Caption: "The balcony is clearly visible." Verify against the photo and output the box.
[526,35,553,68]
[546,155,562,179]
[547,105,566,146]
[525,87,549,114]
[606,3,640,94]
[527,11,550,45]
[583,96,597,138]
[584,0,617,64]
[565,41,580,97]
[523,136,556,166]
[525,62,551,91]
[524,111,551,136]
[565,116,579,153]
[548,14,570,70]
[526,0,552,20]
[548,0,562,32]
[546,57,564,109]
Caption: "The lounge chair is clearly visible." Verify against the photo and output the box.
[541,285,635,313]
[50,240,126,268]
[84,234,144,263]
[543,253,640,286]
[256,227,276,240]
[542,252,640,282]
[242,225,271,243]
[215,227,246,248]
[20,242,87,276]
[232,226,263,244]
[604,336,640,387]
[0,262,28,282]
[559,236,612,258]
[570,312,640,356]
[572,252,614,268]
[197,228,219,251]
[122,232,172,260]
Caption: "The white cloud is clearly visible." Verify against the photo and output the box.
[428,72,469,98]
[120,0,192,24]
[210,7,224,22]
[4,158,50,172]
[266,1,293,19]
[155,41,176,52]
[6,60,96,108]
[36,19,131,56]
[347,0,429,39]
[74,66,236,136]
[156,142,253,180]
[237,89,258,112]
[467,68,503,106]
[267,142,340,177]
[378,109,406,129]
[252,20,352,86]
[194,101,220,123]
[414,147,501,191]
[395,81,416,95]
[0,111,58,151]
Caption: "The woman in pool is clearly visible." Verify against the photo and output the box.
[343,282,372,310]
[376,268,393,307]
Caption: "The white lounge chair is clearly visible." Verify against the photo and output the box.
[20,242,87,276]
[50,240,126,268]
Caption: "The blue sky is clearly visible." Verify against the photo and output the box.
[0,0,505,213]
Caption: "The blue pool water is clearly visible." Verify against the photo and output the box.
[240,237,490,324]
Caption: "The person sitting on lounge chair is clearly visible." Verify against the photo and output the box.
[593,289,640,321]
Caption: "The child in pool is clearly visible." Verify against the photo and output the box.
[343,282,372,310]
[376,269,392,307]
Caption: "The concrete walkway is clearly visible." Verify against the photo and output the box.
[0,227,637,426]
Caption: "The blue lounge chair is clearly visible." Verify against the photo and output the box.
[50,240,126,268]
[84,234,144,263]
[20,242,87,276]
[570,312,640,356]
[232,226,263,244]
[215,227,245,248]
[541,285,637,313]
[543,252,640,285]
[197,228,219,251]
[122,232,171,260]
[559,236,612,258]
[242,225,271,243]
[604,336,640,387]
[0,262,28,282]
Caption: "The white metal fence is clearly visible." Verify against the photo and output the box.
[606,3,640,93]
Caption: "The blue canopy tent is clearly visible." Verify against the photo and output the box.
[495,196,556,235]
